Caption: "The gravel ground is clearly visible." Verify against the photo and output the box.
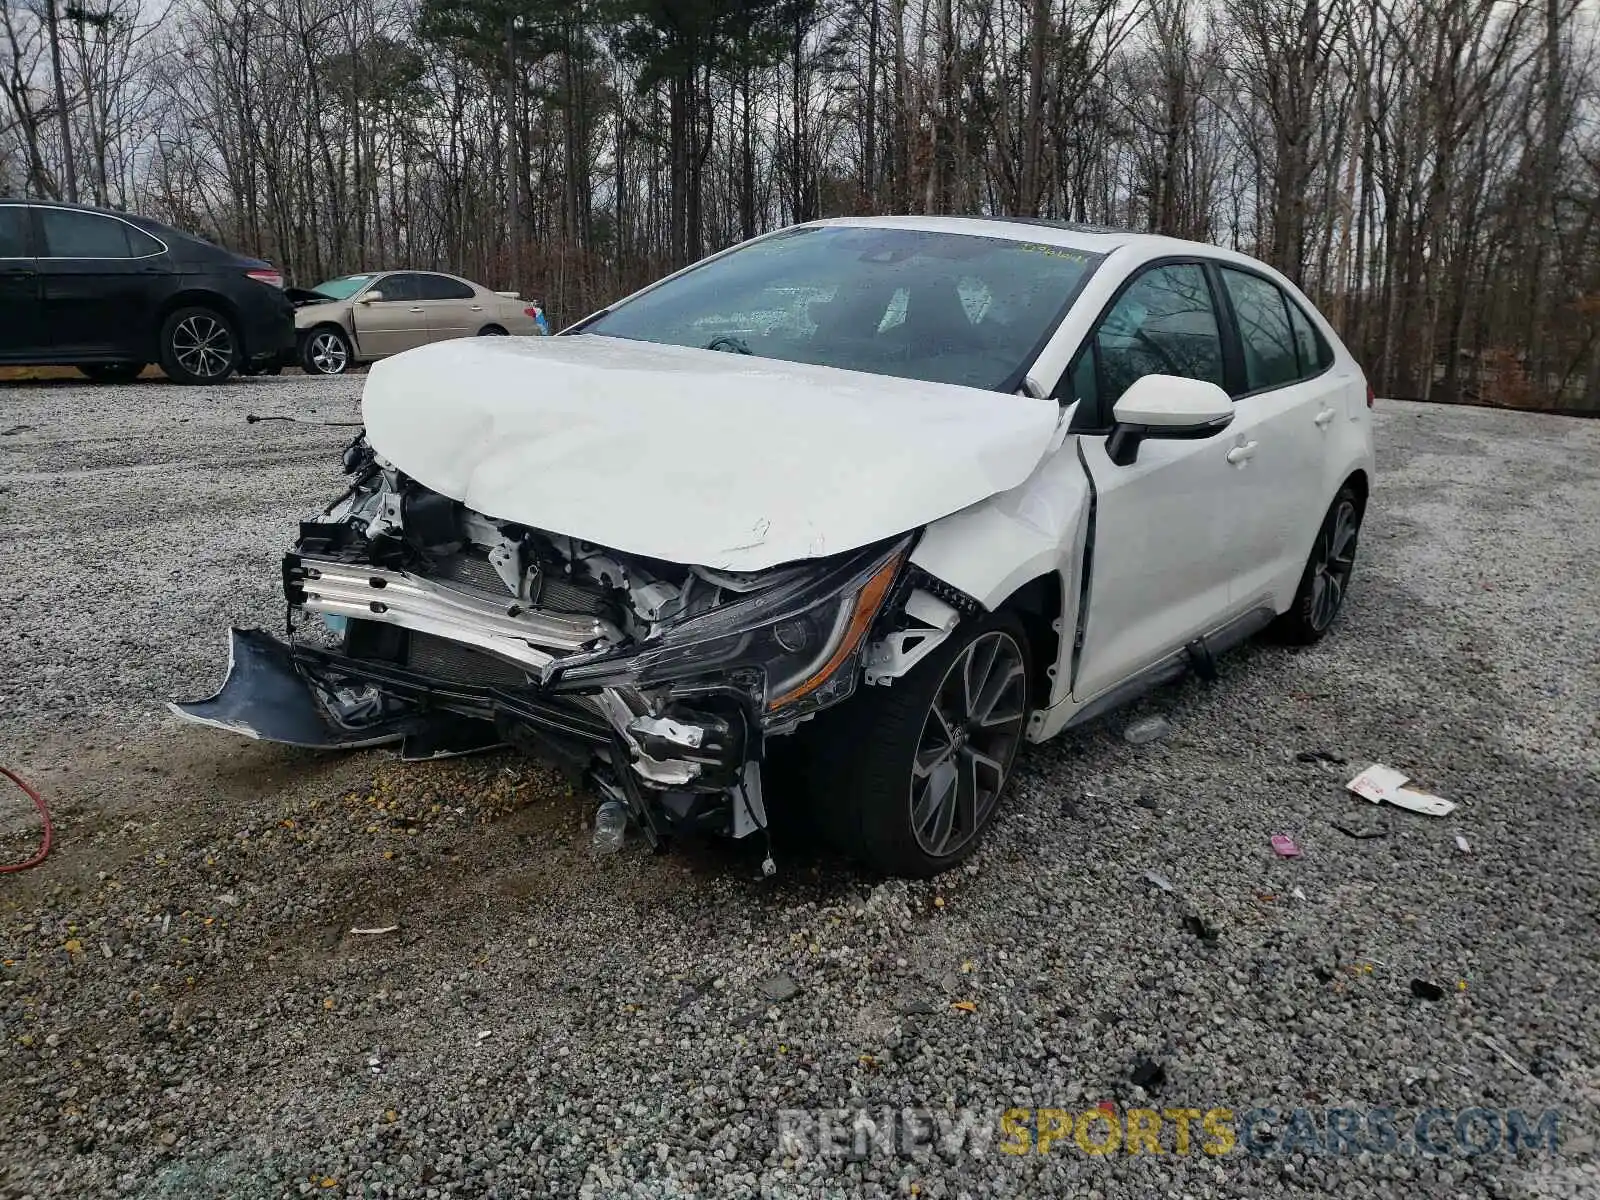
[1,379,1597,1199]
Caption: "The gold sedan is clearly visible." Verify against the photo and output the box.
[291,270,548,375]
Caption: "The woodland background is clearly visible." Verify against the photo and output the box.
[3,0,1599,408]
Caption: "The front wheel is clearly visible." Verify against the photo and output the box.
[159,307,238,384]
[301,326,353,375]
[810,612,1032,877]
[77,362,144,384]
[1272,484,1364,645]
[477,324,508,336]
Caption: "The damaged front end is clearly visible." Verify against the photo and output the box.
[172,432,958,859]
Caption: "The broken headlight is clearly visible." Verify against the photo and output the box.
[551,537,910,719]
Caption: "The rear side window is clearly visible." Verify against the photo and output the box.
[125,226,164,257]
[416,274,474,301]
[40,209,135,258]
[0,207,30,256]
[1286,297,1333,374]
[1220,267,1300,392]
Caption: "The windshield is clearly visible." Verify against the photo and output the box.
[311,273,379,300]
[579,226,1103,391]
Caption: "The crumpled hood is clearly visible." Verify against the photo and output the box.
[360,335,1061,571]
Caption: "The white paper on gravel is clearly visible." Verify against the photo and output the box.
[1347,763,1457,817]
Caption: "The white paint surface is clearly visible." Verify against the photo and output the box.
[360,334,1060,570]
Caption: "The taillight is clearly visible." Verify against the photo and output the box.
[246,268,284,289]
[524,306,541,318]
[1365,383,1375,408]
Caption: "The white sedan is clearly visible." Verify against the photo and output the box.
[175,217,1374,878]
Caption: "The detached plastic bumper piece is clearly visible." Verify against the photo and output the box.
[169,628,416,749]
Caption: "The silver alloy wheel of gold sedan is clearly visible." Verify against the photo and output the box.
[171,314,235,380]
[306,329,350,375]
[909,629,1029,857]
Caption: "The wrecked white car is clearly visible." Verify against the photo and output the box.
[174,217,1375,877]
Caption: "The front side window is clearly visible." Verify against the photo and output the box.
[40,209,134,258]
[1220,268,1299,392]
[416,274,475,301]
[580,226,1103,392]
[1089,262,1225,417]
[0,207,29,257]
[373,273,421,302]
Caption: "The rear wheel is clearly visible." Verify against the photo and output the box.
[159,307,238,384]
[77,362,144,384]
[1272,484,1363,644]
[811,612,1031,877]
[301,326,352,375]
[477,324,508,336]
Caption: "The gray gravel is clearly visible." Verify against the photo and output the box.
[1,380,1598,1199]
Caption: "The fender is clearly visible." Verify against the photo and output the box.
[908,435,1091,708]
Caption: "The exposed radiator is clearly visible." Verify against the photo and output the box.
[430,552,612,617]
[407,631,530,689]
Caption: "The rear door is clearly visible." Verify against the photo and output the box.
[413,273,482,340]
[1210,265,1339,611]
[351,273,429,357]
[0,205,41,358]
[36,207,169,357]
[1067,261,1241,702]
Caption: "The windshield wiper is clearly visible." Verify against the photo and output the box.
[704,335,753,355]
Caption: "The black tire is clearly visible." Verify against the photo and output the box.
[301,325,353,375]
[1272,484,1364,645]
[809,611,1032,877]
[77,362,144,384]
[158,306,238,385]
[477,324,508,336]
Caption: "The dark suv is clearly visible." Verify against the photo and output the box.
[0,201,295,384]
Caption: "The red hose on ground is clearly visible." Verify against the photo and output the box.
[0,765,53,873]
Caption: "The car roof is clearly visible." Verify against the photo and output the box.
[806,214,1254,265]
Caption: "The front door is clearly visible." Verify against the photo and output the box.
[351,273,429,358]
[1066,261,1241,702]
[0,205,40,357]
[35,206,167,358]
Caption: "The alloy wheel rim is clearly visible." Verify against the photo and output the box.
[311,332,348,373]
[172,315,233,378]
[908,631,1028,858]
[1309,499,1359,630]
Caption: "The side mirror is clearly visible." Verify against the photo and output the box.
[358,290,383,304]
[1106,375,1234,466]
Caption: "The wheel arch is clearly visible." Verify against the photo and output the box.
[1342,467,1370,514]
[994,572,1065,708]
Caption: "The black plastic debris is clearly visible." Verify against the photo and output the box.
[1130,1059,1167,1091]
[1135,793,1160,811]
[1059,794,1079,818]
[1332,820,1388,840]
[1183,915,1220,945]
[1410,978,1445,1001]
[1297,750,1348,765]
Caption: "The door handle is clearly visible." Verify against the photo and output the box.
[408,306,424,313]
[1226,441,1258,465]
[469,304,483,311]
[1314,407,1336,427]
